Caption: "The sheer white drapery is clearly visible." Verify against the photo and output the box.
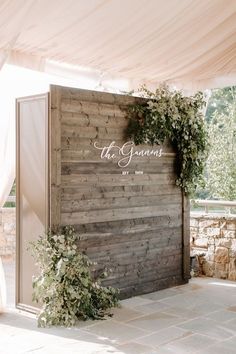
[0,0,235,90]
[0,117,15,208]
[0,70,15,207]
[0,66,50,208]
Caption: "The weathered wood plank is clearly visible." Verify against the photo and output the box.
[89,246,182,264]
[61,194,182,212]
[61,126,126,141]
[182,192,190,281]
[96,260,183,290]
[61,98,127,117]
[61,137,124,150]
[61,204,181,225]
[59,86,141,106]
[77,227,182,252]
[103,267,183,291]
[61,112,129,128]
[118,275,184,298]
[74,215,182,234]
[61,173,175,187]
[61,160,175,175]
[50,85,61,228]
[62,184,181,201]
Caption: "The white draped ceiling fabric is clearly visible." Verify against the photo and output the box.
[0,0,236,91]
[0,0,236,206]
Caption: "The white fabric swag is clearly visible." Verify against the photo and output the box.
[0,79,15,208]
[0,0,236,91]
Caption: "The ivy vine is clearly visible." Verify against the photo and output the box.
[126,85,209,194]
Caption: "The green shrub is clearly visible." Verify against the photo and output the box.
[30,226,119,327]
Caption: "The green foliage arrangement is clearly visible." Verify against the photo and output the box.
[126,85,209,194]
[30,226,119,327]
[195,86,236,200]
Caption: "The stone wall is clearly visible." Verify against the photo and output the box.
[0,208,16,260]
[190,213,236,280]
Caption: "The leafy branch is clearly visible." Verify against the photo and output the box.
[126,85,209,194]
[30,226,119,327]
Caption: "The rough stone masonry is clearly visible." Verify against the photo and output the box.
[190,213,236,280]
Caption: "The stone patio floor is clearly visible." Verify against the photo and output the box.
[1,262,236,353]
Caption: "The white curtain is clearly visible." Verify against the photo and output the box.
[0,72,15,208]
[0,119,15,208]
[0,65,49,208]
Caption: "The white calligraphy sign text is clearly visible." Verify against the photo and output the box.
[94,141,163,168]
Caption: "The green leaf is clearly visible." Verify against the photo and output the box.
[30,226,119,327]
[126,84,209,195]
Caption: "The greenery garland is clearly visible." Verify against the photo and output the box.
[30,226,119,327]
[126,85,209,194]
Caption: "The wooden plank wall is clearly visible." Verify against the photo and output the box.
[50,85,189,298]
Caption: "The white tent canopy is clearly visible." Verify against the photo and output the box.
[0,0,236,91]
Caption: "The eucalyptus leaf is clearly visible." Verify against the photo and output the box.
[30,226,119,327]
[126,85,209,194]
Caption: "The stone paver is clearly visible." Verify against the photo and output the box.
[1,261,236,353]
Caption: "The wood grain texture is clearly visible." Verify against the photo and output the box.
[182,191,190,281]
[50,85,190,297]
[49,85,62,228]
